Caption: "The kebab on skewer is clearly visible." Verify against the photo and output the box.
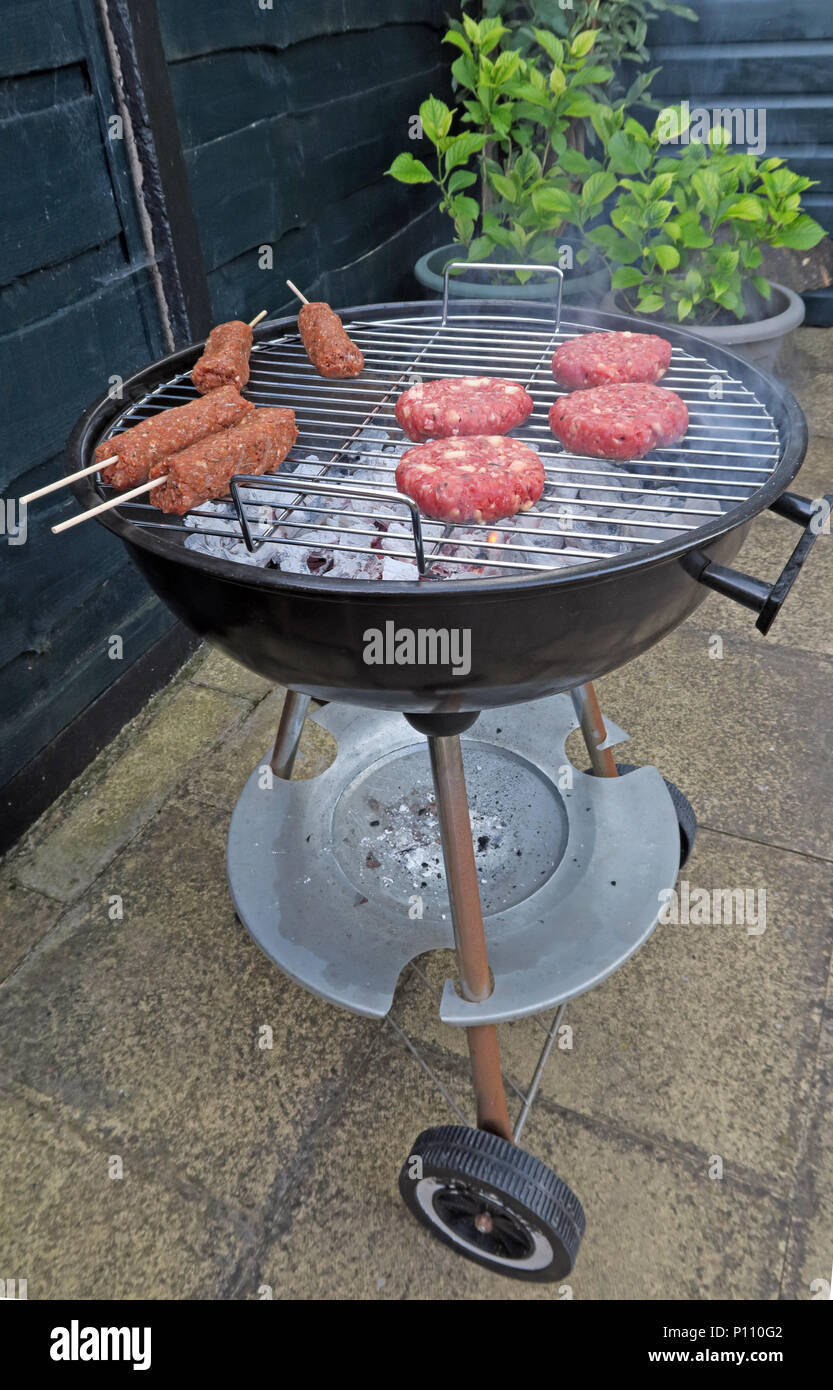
[52,407,297,533]
[23,310,267,506]
[93,384,255,490]
[149,407,297,514]
[287,280,364,379]
[191,320,254,393]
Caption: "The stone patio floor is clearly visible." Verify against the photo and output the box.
[1,329,831,1300]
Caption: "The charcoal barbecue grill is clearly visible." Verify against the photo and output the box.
[64,278,829,1281]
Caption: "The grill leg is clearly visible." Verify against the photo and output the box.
[572,681,619,778]
[427,734,513,1143]
[270,690,311,780]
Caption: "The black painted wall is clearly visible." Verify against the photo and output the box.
[1,0,175,796]
[155,0,450,321]
[1,0,449,803]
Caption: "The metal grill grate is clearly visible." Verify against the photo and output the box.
[94,310,782,579]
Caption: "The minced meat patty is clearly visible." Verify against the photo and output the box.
[395,377,533,442]
[552,331,672,389]
[548,383,689,461]
[395,435,545,524]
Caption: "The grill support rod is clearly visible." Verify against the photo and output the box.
[427,732,514,1144]
[270,690,312,780]
[572,682,619,779]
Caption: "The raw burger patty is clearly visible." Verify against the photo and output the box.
[395,436,545,524]
[552,331,672,388]
[394,377,533,442]
[549,383,688,461]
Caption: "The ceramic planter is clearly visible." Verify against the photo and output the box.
[415,241,610,306]
[602,282,805,374]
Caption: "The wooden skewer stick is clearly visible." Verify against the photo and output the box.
[286,279,310,306]
[24,310,268,507]
[51,475,168,534]
[21,456,118,506]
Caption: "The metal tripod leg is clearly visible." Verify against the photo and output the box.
[270,690,311,780]
[572,681,619,778]
[427,734,513,1143]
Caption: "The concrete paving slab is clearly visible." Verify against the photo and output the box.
[0,875,63,982]
[595,627,833,860]
[785,329,833,439]
[12,683,248,903]
[0,793,374,1216]
[780,959,833,1301]
[394,830,832,1184]
[0,1084,248,1299]
[189,647,275,701]
[182,688,337,811]
[252,1034,788,1300]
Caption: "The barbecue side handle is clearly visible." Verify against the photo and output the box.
[692,492,832,635]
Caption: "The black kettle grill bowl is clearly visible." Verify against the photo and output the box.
[65,300,809,713]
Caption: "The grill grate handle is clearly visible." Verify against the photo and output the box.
[441,261,563,330]
[228,472,428,574]
[694,491,832,635]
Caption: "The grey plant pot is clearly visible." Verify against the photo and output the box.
[415,242,610,305]
[601,282,805,374]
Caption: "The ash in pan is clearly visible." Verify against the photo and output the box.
[183,425,723,580]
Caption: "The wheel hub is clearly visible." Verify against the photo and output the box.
[424,1179,542,1265]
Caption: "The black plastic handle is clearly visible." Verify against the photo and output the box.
[695,491,831,634]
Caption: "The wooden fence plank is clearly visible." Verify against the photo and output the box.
[0,269,163,490]
[0,573,174,789]
[0,97,122,283]
[0,0,84,77]
[650,0,832,45]
[157,0,448,61]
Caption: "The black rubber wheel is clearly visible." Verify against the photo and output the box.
[399,1125,585,1282]
[585,761,698,869]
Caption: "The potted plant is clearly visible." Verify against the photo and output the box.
[386,2,694,301]
[582,105,826,368]
[388,16,612,301]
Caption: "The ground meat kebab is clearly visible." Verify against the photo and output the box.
[395,377,534,442]
[552,331,672,389]
[395,436,545,525]
[298,302,364,378]
[192,321,254,393]
[149,407,297,514]
[548,383,689,461]
[94,385,255,490]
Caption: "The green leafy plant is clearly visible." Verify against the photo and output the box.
[584,107,827,322]
[387,14,613,279]
[386,94,488,249]
[460,0,697,105]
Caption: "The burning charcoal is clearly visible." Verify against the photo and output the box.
[620,493,722,544]
[549,474,581,502]
[381,554,420,580]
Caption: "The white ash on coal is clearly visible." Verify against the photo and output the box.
[183,425,728,578]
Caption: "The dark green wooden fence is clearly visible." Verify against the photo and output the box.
[1,0,449,816]
[156,0,450,320]
[1,0,175,799]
